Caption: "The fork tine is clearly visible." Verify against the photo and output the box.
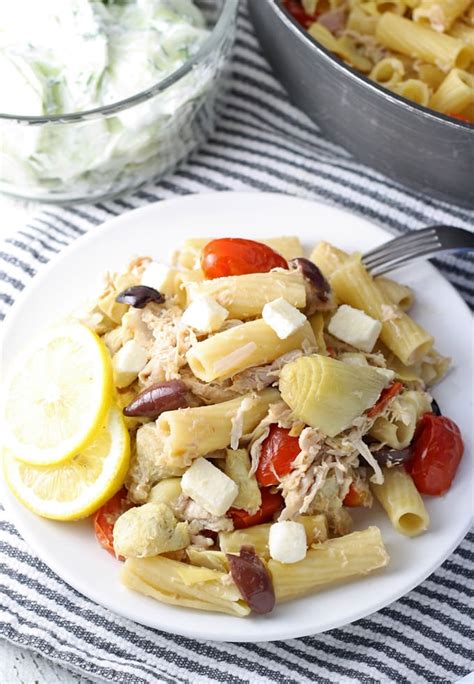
[367,245,459,276]
[363,234,441,269]
[362,227,438,261]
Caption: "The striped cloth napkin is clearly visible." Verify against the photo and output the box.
[1,5,473,683]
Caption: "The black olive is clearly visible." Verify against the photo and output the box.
[431,398,442,416]
[123,380,188,417]
[227,545,275,615]
[372,446,412,467]
[289,257,333,315]
[116,285,164,309]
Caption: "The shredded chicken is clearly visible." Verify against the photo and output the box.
[180,369,239,405]
[137,304,198,387]
[381,304,402,322]
[230,350,304,394]
[174,495,234,537]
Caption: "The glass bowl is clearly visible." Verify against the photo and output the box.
[0,0,238,204]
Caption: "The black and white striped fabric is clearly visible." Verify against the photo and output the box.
[1,5,473,683]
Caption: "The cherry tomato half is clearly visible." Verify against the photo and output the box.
[407,413,464,496]
[93,488,131,558]
[201,238,288,279]
[229,488,284,529]
[367,381,403,418]
[283,0,318,27]
[256,425,301,487]
[343,483,367,507]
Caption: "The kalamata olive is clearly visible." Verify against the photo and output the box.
[123,380,188,417]
[289,257,332,315]
[116,286,164,309]
[372,446,412,467]
[431,398,442,416]
[227,545,275,615]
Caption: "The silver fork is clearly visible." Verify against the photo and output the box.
[362,226,474,276]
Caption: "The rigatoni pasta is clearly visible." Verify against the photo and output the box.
[371,467,430,536]
[17,232,462,620]
[283,0,474,121]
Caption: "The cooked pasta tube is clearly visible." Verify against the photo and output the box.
[279,355,387,437]
[375,277,414,310]
[330,256,433,365]
[375,0,406,15]
[370,57,406,87]
[219,515,328,559]
[223,449,261,514]
[419,349,451,385]
[157,388,280,460]
[309,312,327,353]
[449,21,474,47]
[269,526,389,602]
[311,242,413,310]
[371,467,430,536]
[184,270,306,319]
[186,548,229,573]
[347,6,379,34]
[375,13,474,70]
[308,23,373,71]
[413,0,471,32]
[121,556,250,616]
[186,319,316,382]
[369,390,432,448]
[177,236,303,269]
[392,79,431,106]
[416,63,446,89]
[429,69,474,113]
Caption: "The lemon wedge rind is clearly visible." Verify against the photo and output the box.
[3,406,130,521]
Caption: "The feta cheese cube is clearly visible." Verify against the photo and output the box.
[181,296,228,333]
[269,521,307,564]
[113,339,148,388]
[262,297,306,339]
[141,262,177,296]
[328,304,382,353]
[181,457,238,516]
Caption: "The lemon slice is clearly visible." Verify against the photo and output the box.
[3,406,130,520]
[3,323,113,466]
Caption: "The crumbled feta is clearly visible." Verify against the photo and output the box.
[262,297,306,339]
[269,521,307,564]
[141,262,177,296]
[181,295,228,333]
[181,457,238,516]
[328,305,382,353]
[113,339,148,388]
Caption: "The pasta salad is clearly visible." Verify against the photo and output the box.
[283,0,474,122]
[3,236,464,617]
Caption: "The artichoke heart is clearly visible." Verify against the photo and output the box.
[279,354,387,437]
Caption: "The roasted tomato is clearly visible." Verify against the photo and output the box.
[367,382,403,418]
[229,488,284,529]
[447,112,471,123]
[283,0,318,27]
[93,488,131,557]
[201,238,288,279]
[343,483,368,507]
[407,413,464,496]
[256,425,300,487]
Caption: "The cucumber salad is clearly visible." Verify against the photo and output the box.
[0,0,215,200]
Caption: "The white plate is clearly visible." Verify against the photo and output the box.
[1,192,472,642]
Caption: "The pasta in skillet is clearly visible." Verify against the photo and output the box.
[284,0,474,121]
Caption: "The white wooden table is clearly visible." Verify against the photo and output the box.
[0,197,92,684]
